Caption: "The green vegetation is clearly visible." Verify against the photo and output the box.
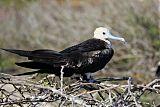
[0,0,159,105]
[0,0,158,81]
[140,92,160,106]
[0,0,35,8]
[0,57,13,68]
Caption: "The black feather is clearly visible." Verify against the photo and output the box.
[1,48,31,57]
[15,62,54,69]
[156,65,160,77]
[14,70,42,76]
[1,38,114,79]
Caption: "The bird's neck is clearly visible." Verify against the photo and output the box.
[93,36,112,48]
[105,39,112,48]
[93,37,112,48]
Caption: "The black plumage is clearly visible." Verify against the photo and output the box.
[1,38,114,78]
[1,27,126,82]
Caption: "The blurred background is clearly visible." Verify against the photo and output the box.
[0,0,159,83]
[0,0,159,104]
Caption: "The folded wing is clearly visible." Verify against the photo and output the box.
[1,48,68,68]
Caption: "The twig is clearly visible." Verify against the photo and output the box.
[0,73,160,106]
[60,66,65,94]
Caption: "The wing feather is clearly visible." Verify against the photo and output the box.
[60,38,107,53]
[1,48,68,66]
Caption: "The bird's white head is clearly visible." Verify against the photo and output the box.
[93,27,126,44]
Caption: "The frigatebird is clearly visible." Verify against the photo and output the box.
[1,27,126,82]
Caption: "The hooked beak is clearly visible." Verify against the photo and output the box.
[107,33,126,44]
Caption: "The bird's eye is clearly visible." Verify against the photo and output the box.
[103,32,106,35]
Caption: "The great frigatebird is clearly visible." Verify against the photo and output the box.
[1,27,126,82]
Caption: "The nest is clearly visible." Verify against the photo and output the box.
[0,73,160,107]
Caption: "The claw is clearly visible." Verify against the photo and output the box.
[82,73,100,83]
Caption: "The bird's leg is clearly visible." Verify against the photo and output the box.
[71,74,81,80]
[96,76,129,81]
[84,73,92,79]
[83,73,99,83]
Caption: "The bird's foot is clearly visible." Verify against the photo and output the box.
[85,79,100,83]
[82,73,100,83]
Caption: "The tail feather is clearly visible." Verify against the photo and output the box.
[1,48,31,57]
[1,48,66,61]
[16,61,54,69]
[14,70,42,76]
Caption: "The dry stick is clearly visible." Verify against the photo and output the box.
[153,84,160,89]
[49,74,56,86]
[0,76,94,106]
[127,77,132,94]
[1,74,160,106]
[0,82,89,106]
[1,78,159,93]
[127,78,141,106]
[100,84,160,92]
[143,79,160,91]
[60,66,65,94]
[71,95,75,107]
[75,85,119,97]
[137,79,160,100]
[59,100,66,107]
[108,89,113,104]
[124,77,132,100]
